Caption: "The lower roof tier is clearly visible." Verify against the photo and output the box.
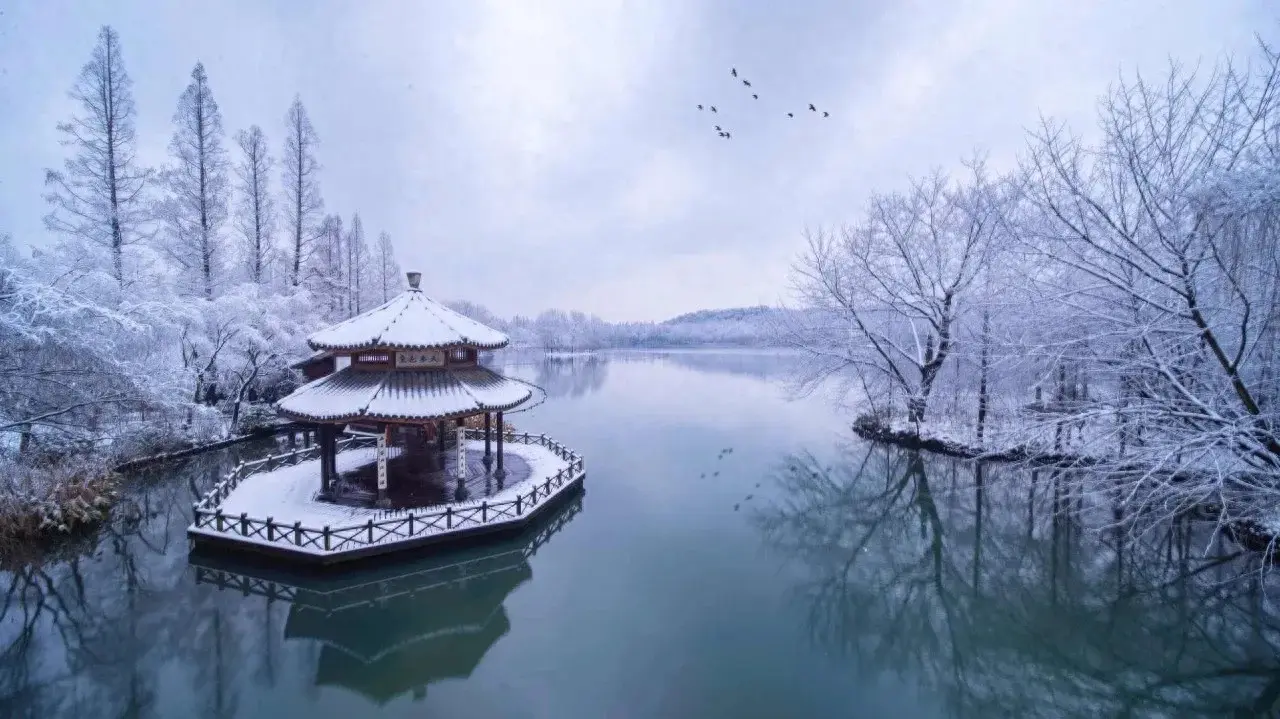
[277,366,533,423]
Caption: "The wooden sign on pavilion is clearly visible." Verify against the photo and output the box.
[276,271,531,505]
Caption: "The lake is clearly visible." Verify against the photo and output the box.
[2,349,1277,718]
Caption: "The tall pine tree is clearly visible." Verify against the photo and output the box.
[234,125,274,284]
[159,62,229,298]
[375,231,401,303]
[282,96,323,288]
[44,26,152,290]
[345,213,368,316]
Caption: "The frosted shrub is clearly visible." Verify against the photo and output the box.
[0,456,119,540]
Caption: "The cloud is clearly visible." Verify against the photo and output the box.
[1,0,1274,321]
[617,149,704,230]
[450,0,683,195]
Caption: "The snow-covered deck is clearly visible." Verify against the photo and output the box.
[188,430,585,565]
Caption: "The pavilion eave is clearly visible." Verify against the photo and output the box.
[276,366,533,425]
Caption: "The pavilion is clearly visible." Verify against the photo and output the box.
[276,271,532,505]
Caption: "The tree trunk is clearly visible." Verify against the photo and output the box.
[977,310,990,443]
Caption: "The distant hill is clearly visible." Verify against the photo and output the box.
[660,305,779,326]
[447,300,800,350]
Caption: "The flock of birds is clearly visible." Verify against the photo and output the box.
[697,66,830,139]
[699,446,764,512]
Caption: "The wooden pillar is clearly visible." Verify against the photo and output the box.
[437,420,447,453]
[495,411,505,479]
[483,413,492,466]
[319,425,332,497]
[327,426,339,489]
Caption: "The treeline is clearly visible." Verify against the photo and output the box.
[787,39,1280,529]
[1,25,403,487]
[447,303,797,350]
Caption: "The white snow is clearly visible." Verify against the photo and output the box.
[307,289,509,351]
[196,438,576,552]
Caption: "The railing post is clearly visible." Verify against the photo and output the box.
[408,513,415,535]
[192,502,200,524]
[267,517,275,541]
[544,479,551,494]
[446,506,453,529]
[516,495,522,515]
[367,520,374,544]
[482,501,488,522]
[216,509,224,532]
[294,521,302,545]
[324,526,331,551]
[240,513,248,535]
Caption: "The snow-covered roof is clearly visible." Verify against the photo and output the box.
[277,366,532,422]
[289,349,331,369]
[307,279,508,352]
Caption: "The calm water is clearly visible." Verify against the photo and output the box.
[2,349,1278,718]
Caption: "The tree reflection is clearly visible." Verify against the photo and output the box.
[755,440,1280,717]
[0,439,281,718]
[535,354,609,399]
[0,434,585,718]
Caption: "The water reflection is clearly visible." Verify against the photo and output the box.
[191,492,583,707]
[534,354,609,399]
[0,442,274,719]
[611,349,801,382]
[755,441,1280,717]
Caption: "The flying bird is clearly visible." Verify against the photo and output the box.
[823,111,830,117]
[752,94,758,100]
[786,112,794,118]
[697,104,703,110]
[809,103,817,111]
[715,125,722,131]
[710,106,718,112]
[725,132,731,139]
[731,68,737,77]
[742,79,751,87]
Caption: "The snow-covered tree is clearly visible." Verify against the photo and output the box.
[158,62,230,298]
[233,125,275,285]
[43,25,153,291]
[375,231,401,303]
[788,160,1009,422]
[345,213,369,315]
[281,96,323,288]
[1021,47,1280,489]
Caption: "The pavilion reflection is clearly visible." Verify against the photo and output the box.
[190,491,583,706]
[754,441,1280,718]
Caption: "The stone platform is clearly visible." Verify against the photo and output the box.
[187,430,585,565]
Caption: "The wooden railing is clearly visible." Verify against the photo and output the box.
[193,435,376,512]
[190,429,585,556]
[193,494,583,609]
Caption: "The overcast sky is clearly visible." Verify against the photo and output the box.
[1,0,1277,322]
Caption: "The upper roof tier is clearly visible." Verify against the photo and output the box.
[307,271,509,352]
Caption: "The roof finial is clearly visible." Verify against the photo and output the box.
[406,271,422,291]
